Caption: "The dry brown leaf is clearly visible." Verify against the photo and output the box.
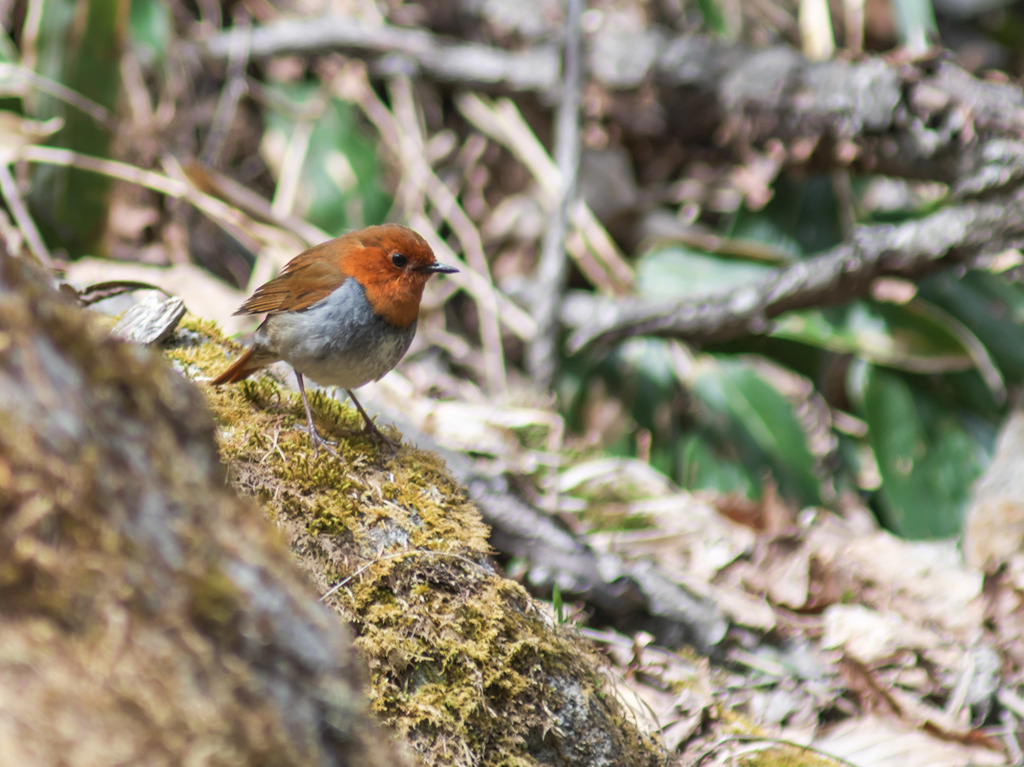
[812,714,1006,767]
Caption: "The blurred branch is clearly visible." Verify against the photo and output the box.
[195,22,1024,191]
[654,43,1024,192]
[16,145,317,255]
[527,0,584,388]
[457,93,633,293]
[0,62,116,130]
[201,10,251,167]
[565,188,1024,352]
[193,18,559,93]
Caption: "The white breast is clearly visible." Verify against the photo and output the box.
[259,278,417,390]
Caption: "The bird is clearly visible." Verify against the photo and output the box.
[211,223,458,454]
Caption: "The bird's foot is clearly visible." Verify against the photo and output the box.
[363,419,400,452]
[344,388,400,453]
[299,423,340,459]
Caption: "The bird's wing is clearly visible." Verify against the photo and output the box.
[235,244,348,315]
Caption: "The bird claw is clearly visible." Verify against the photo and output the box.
[362,419,400,452]
[299,423,340,459]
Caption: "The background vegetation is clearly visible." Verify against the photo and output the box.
[3,0,1024,762]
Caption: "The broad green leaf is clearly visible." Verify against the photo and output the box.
[727,175,844,258]
[677,433,758,498]
[852,364,987,539]
[692,358,822,506]
[921,270,1024,381]
[696,0,729,36]
[28,0,128,254]
[772,299,992,377]
[261,83,390,234]
[636,246,773,301]
[559,338,684,478]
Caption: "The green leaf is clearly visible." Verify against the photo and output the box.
[261,83,390,234]
[921,270,1024,381]
[691,358,822,506]
[772,299,988,375]
[129,0,172,65]
[852,364,987,539]
[28,0,128,254]
[636,245,773,301]
[726,175,844,258]
[677,433,758,498]
[695,0,729,36]
[0,23,17,63]
[551,582,564,624]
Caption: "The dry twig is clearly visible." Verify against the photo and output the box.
[527,0,584,388]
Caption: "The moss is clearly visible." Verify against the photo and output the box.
[736,744,841,766]
[167,315,665,767]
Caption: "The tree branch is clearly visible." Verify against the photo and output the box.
[193,20,1024,190]
[565,187,1024,352]
[192,17,559,93]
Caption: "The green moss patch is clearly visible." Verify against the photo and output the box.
[167,315,664,767]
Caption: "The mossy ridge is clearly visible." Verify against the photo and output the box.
[1,278,368,765]
[354,566,609,766]
[171,314,665,767]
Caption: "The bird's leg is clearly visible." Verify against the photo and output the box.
[295,372,338,457]
[346,388,400,451]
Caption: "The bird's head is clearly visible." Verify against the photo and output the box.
[343,224,458,327]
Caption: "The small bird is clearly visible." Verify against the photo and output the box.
[212,224,457,454]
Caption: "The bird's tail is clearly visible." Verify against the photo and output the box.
[211,348,269,385]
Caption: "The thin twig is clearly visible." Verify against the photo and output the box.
[201,10,251,167]
[331,63,536,344]
[456,93,634,293]
[527,0,584,387]
[270,98,321,221]
[0,63,116,130]
[0,163,51,267]
[387,76,508,395]
[14,144,298,255]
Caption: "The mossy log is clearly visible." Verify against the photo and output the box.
[0,252,665,766]
[0,255,408,767]
[184,320,666,767]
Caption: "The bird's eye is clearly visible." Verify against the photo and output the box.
[391,252,408,268]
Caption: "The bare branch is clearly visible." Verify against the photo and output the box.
[527,0,584,387]
[565,188,1024,352]
[192,18,559,93]
[193,21,1024,191]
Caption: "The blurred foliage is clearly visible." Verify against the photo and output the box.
[3,0,1021,546]
[128,0,171,66]
[26,0,128,254]
[563,172,1022,539]
[891,0,940,52]
[260,83,391,235]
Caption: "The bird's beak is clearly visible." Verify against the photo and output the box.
[419,262,459,274]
